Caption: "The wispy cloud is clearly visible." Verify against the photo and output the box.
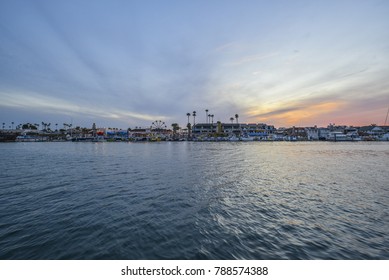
[0,90,167,124]
[251,101,343,126]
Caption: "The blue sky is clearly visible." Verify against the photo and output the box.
[1,0,388,129]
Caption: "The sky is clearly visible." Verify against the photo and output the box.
[1,0,389,129]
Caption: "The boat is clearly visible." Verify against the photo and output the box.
[228,135,240,141]
[72,136,106,142]
[327,131,362,141]
[15,135,43,142]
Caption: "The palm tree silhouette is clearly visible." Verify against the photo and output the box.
[171,123,179,139]
[192,111,197,136]
[192,111,196,126]
[186,113,190,125]
[211,114,214,133]
[230,117,234,135]
[205,109,208,123]
[235,114,240,136]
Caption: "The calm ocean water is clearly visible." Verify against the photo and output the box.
[0,142,388,259]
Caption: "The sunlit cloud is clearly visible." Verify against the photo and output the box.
[249,101,344,126]
[0,91,167,124]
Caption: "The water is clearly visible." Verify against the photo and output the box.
[0,142,388,259]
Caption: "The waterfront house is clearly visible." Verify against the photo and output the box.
[192,122,275,139]
[379,132,389,141]
[305,126,320,140]
[358,125,385,140]
[192,123,217,135]
[327,131,348,141]
[128,128,150,141]
[317,127,329,140]
[284,126,307,141]
[221,123,241,136]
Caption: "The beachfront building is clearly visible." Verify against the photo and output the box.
[324,124,363,141]
[242,123,275,139]
[192,122,275,139]
[358,125,385,139]
[127,127,172,141]
[380,132,389,141]
[221,123,241,136]
[305,126,320,140]
[318,127,330,140]
[128,127,151,141]
[105,129,128,141]
[283,127,307,141]
[192,123,217,135]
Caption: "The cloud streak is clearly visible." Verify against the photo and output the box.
[0,90,167,124]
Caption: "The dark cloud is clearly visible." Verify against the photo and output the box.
[251,106,303,118]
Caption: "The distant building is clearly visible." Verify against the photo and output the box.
[284,126,307,140]
[192,123,217,135]
[358,125,386,140]
[128,128,150,140]
[192,122,275,138]
[305,126,319,140]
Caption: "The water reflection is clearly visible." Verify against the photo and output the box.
[0,142,388,259]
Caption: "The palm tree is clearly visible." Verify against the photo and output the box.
[186,113,190,125]
[192,111,196,126]
[235,114,241,136]
[211,114,214,133]
[230,117,234,135]
[171,123,179,139]
[192,111,197,137]
[69,123,73,137]
[186,123,192,139]
[55,123,58,131]
[2,122,5,129]
[42,122,46,131]
[205,109,208,123]
[63,123,73,137]
[217,121,221,134]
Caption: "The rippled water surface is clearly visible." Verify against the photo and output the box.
[0,142,388,259]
